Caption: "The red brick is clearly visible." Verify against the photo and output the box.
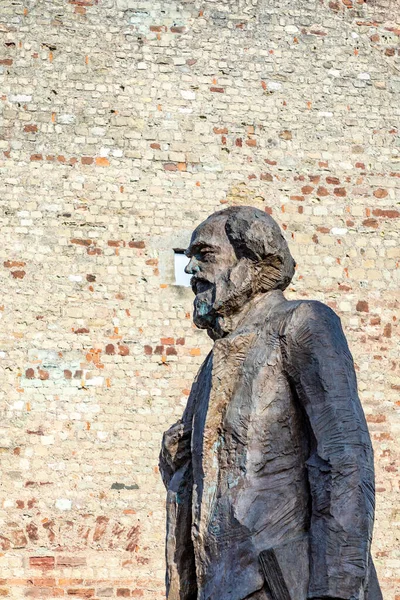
[67,590,95,598]
[74,328,90,334]
[150,143,160,149]
[150,25,166,32]
[210,87,224,93]
[326,176,340,185]
[24,124,38,133]
[95,157,109,167]
[373,188,388,198]
[301,185,314,195]
[116,590,130,598]
[29,557,55,571]
[370,317,381,326]
[4,260,26,268]
[316,186,329,196]
[170,26,186,33]
[366,414,386,423]
[213,127,228,134]
[383,323,392,338]
[31,578,56,587]
[260,173,273,181]
[356,301,369,313]
[25,368,35,379]
[246,139,257,147]
[176,338,185,345]
[334,187,346,197]
[166,347,177,356]
[362,218,378,228]
[128,241,145,249]
[0,59,13,66]
[71,238,92,247]
[106,344,115,355]
[372,209,399,218]
[161,337,174,346]
[81,156,94,165]
[118,345,130,356]
[30,154,42,161]
[11,270,25,279]
[163,163,177,171]
[26,523,39,542]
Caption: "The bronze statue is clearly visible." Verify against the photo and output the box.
[159,206,382,600]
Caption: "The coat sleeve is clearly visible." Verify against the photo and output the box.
[282,301,375,600]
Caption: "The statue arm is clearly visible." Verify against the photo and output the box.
[283,301,375,600]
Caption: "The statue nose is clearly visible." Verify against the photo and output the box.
[184,258,200,274]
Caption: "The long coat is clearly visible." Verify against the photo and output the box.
[159,290,382,600]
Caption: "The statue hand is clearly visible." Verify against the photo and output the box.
[161,420,191,470]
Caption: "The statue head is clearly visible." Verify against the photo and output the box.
[185,206,295,338]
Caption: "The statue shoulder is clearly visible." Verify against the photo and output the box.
[288,298,340,327]
[282,299,343,344]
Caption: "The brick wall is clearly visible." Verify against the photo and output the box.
[0,0,399,598]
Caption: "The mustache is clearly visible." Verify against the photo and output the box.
[190,276,213,295]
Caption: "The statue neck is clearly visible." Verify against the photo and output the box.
[207,289,284,340]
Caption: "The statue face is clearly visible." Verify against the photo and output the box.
[185,216,242,332]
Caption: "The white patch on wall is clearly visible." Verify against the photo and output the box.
[174,251,191,287]
[86,376,104,387]
[55,498,72,511]
[58,114,76,124]
[181,90,196,100]
[9,94,32,103]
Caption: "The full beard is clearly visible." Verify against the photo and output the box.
[192,261,256,338]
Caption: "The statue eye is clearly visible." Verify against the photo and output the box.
[199,250,213,260]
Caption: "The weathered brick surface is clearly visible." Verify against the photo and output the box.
[0,0,399,598]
